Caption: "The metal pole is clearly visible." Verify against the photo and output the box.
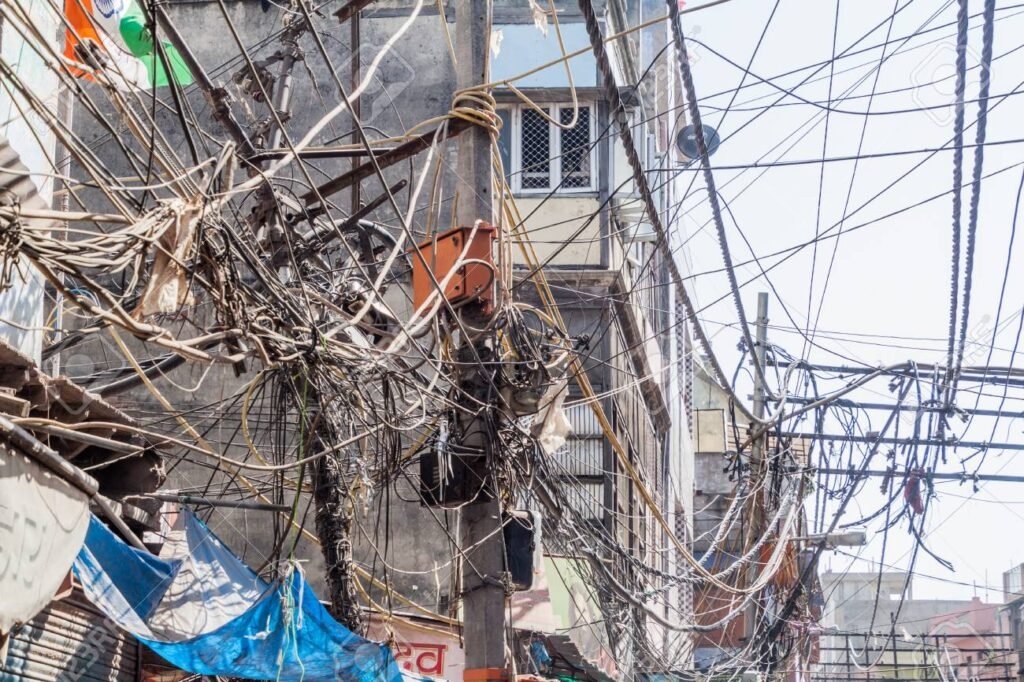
[268,25,302,151]
[779,432,1024,452]
[349,6,361,214]
[1012,601,1024,682]
[814,468,1024,483]
[151,5,255,156]
[892,626,900,680]
[745,292,769,651]
[751,292,769,458]
[454,1,505,678]
[144,492,292,512]
[52,83,73,378]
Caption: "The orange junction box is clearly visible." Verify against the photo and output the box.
[411,224,497,314]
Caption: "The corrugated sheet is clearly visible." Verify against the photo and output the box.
[552,437,604,477]
[564,404,602,437]
[1,593,138,682]
[563,480,604,523]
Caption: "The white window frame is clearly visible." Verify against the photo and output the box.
[505,102,598,195]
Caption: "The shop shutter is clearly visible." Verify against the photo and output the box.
[1,591,139,682]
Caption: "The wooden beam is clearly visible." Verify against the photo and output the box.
[0,391,29,418]
[334,0,377,24]
[301,118,471,205]
[0,415,146,550]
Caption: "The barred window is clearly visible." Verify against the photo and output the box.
[507,103,596,194]
[521,108,552,189]
[560,106,591,188]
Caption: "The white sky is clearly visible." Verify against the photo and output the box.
[675,0,1024,602]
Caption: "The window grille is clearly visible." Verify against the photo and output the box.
[520,107,551,189]
[512,103,595,193]
[560,106,591,188]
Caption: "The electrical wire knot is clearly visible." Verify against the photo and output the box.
[0,214,24,290]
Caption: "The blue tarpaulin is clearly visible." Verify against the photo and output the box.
[73,511,420,682]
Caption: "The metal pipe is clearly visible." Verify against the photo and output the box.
[0,415,99,496]
[245,146,396,163]
[784,395,1024,419]
[268,26,302,151]
[816,467,1024,483]
[349,1,361,213]
[302,118,471,205]
[92,495,148,551]
[766,357,1024,388]
[780,431,1024,452]
[145,492,292,512]
[18,422,141,455]
[151,5,255,157]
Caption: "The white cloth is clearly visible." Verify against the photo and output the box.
[144,510,266,640]
[531,381,572,456]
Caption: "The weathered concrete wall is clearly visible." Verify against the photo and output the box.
[64,1,465,607]
[514,196,604,267]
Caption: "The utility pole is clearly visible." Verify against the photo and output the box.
[745,292,769,662]
[455,1,494,226]
[453,1,507,679]
[750,292,769,474]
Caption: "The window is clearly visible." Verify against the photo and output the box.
[559,106,592,188]
[521,108,552,189]
[501,103,597,194]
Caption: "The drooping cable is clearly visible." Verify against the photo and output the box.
[949,0,998,404]
[941,0,971,414]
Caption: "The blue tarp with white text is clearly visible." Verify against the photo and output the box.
[73,511,417,682]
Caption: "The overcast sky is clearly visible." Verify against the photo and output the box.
[675,0,1024,602]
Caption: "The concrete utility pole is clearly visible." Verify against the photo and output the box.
[745,292,769,650]
[453,1,507,678]
[455,0,494,226]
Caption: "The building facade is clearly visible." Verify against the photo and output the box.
[4,0,699,679]
[817,571,1015,682]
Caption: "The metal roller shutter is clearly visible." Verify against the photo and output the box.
[1,592,139,682]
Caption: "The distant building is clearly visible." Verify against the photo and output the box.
[1002,563,1024,682]
[816,571,1015,681]
[689,358,818,680]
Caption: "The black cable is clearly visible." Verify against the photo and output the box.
[666,0,776,403]
[949,0,998,405]
[803,0,842,364]
[805,0,901,358]
[941,0,972,413]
